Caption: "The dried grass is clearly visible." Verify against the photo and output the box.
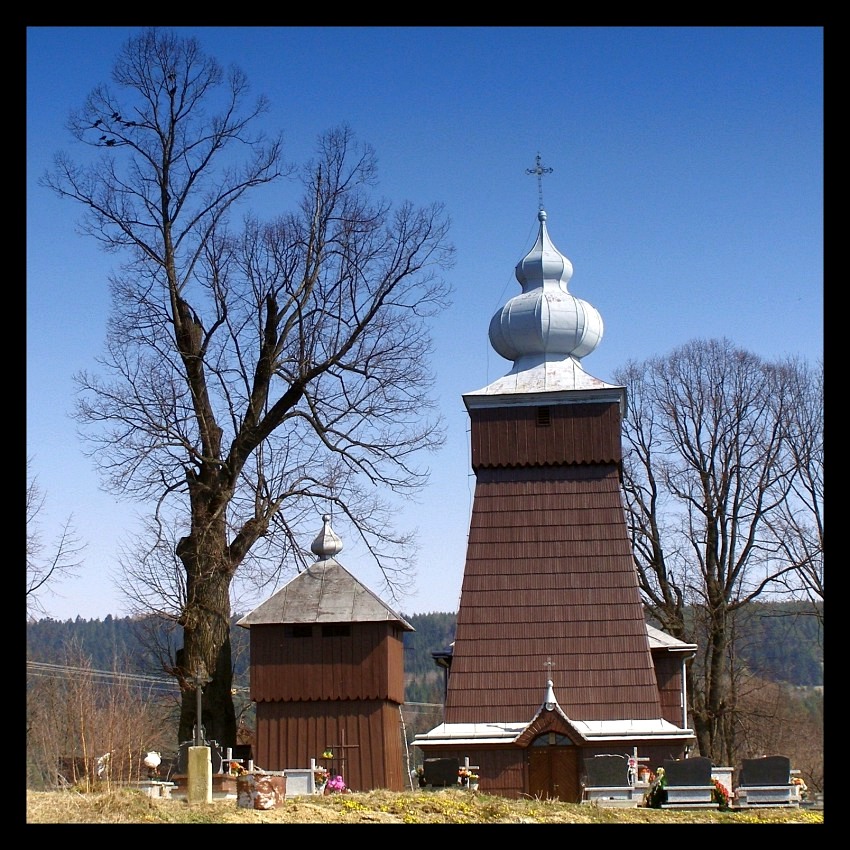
[26,788,824,825]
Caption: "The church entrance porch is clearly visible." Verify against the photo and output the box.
[527,733,580,802]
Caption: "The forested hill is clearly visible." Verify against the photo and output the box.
[26,602,822,698]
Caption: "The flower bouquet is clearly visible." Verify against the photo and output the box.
[325,774,347,793]
[314,766,329,790]
[712,778,730,810]
[643,767,667,808]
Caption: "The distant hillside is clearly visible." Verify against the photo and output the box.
[25,602,822,698]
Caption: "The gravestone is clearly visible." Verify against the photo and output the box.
[737,755,790,787]
[660,757,716,808]
[662,756,713,787]
[283,769,315,797]
[423,757,459,787]
[584,754,629,787]
[582,754,645,806]
[177,739,223,774]
[733,755,796,807]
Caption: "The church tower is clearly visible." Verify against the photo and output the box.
[415,162,695,800]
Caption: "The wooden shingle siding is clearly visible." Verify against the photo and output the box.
[445,405,662,727]
[249,622,405,704]
[459,571,640,593]
[470,402,622,468]
[254,700,406,792]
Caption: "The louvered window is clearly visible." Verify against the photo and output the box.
[537,406,551,426]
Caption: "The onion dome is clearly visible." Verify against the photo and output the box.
[489,209,603,368]
[310,514,343,560]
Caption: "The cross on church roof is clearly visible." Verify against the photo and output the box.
[526,153,553,210]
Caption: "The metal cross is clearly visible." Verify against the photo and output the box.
[190,664,212,746]
[526,153,553,210]
[543,656,556,677]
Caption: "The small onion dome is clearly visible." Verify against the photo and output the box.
[311,514,344,560]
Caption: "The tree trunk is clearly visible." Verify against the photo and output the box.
[176,537,237,749]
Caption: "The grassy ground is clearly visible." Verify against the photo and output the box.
[26,788,824,824]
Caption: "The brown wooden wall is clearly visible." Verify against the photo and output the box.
[652,652,687,728]
[248,621,406,703]
[255,699,407,791]
[421,746,528,800]
[469,401,622,468]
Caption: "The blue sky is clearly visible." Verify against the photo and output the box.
[27,26,823,622]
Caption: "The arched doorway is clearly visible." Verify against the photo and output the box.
[527,732,580,801]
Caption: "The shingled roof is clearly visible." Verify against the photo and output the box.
[237,515,413,630]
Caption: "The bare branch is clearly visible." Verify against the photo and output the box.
[41,29,454,747]
[26,459,86,620]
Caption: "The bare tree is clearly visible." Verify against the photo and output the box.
[26,640,176,790]
[41,28,454,748]
[763,358,823,620]
[614,338,816,765]
[26,459,85,620]
[732,672,823,795]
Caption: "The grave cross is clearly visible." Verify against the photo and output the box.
[189,664,211,746]
[323,727,360,784]
[627,746,652,785]
[459,757,481,789]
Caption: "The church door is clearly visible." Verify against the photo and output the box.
[527,733,580,802]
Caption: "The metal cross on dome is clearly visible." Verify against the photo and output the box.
[526,153,554,210]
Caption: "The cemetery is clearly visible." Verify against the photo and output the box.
[579,749,811,811]
[155,729,812,811]
[49,187,819,818]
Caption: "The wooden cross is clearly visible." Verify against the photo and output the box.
[627,746,652,785]
[461,756,480,789]
[323,727,360,783]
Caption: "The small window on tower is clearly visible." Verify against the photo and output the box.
[322,624,351,638]
[285,625,313,638]
[537,406,551,426]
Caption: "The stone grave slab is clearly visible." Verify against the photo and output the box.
[585,754,629,787]
[738,755,791,786]
[661,757,716,809]
[423,757,459,787]
[283,768,315,797]
[733,755,797,808]
[582,754,644,807]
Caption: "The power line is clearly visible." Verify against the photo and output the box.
[27,660,179,687]
[26,660,253,696]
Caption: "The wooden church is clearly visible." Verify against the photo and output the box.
[413,193,697,801]
[237,515,412,791]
